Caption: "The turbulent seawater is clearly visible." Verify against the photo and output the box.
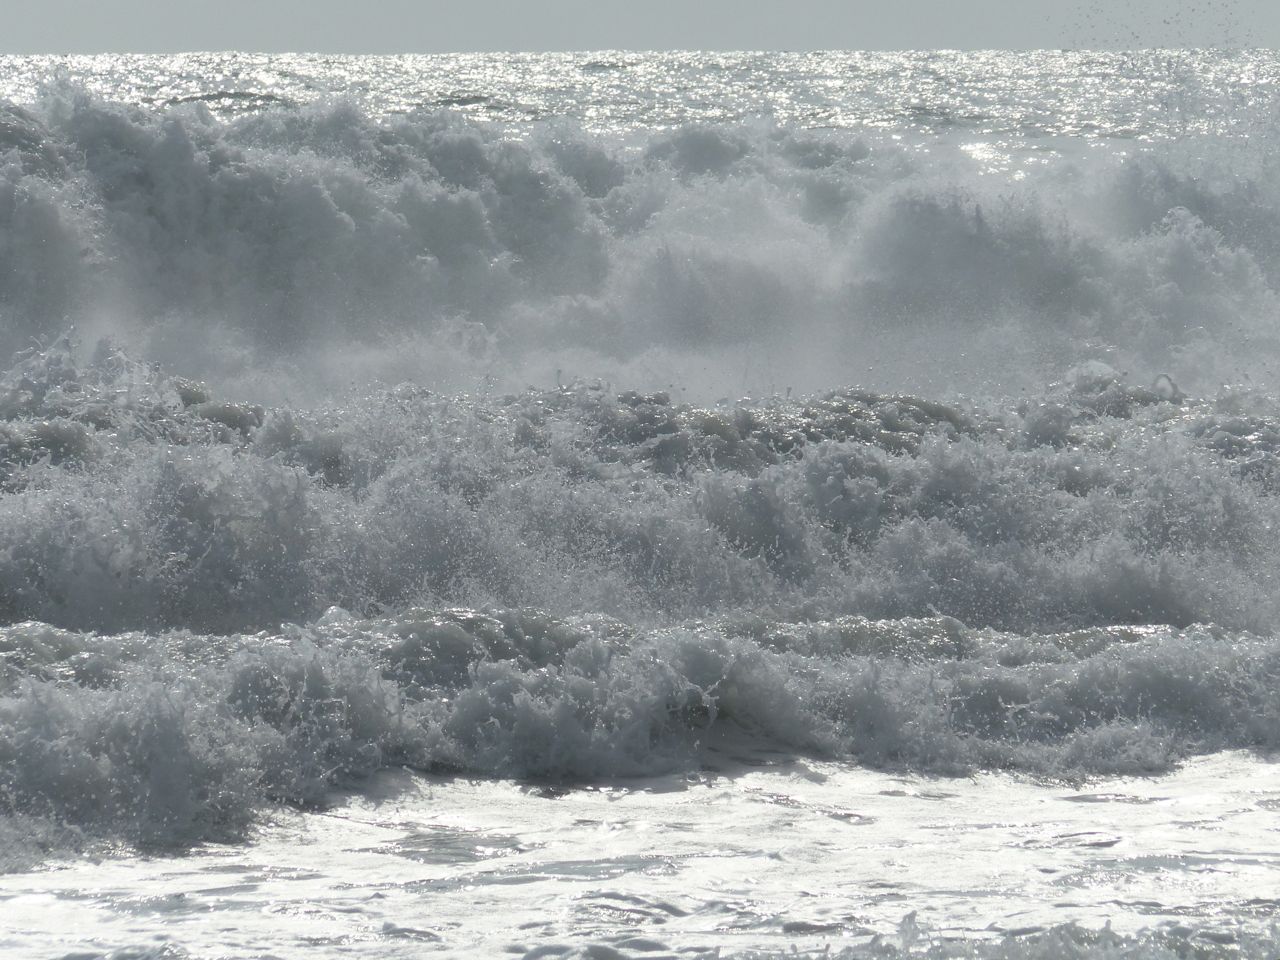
[2,51,1280,958]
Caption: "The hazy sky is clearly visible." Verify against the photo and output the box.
[4,0,1277,53]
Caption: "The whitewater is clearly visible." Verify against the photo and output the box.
[2,51,1280,958]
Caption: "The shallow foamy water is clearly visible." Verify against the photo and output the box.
[5,751,1277,959]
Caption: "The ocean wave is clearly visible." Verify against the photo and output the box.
[3,341,1280,634]
[8,347,1279,860]
[1,608,1277,859]
[2,94,1280,398]
[6,89,1280,866]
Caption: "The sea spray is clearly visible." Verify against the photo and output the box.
[4,78,1280,400]
[3,342,1280,633]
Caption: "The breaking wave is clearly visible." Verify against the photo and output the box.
[3,605,1279,862]
[6,77,1280,867]
[3,343,1280,859]
[3,91,1280,399]
[5,341,1280,634]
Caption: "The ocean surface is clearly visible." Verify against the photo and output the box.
[2,51,1280,958]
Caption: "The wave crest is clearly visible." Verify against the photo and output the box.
[3,94,1280,398]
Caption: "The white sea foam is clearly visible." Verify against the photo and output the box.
[3,343,1280,634]
[4,330,1280,863]
[3,606,1278,858]
[4,53,1280,956]
[3,69,1280,400]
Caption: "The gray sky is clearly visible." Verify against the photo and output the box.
[5,0,1277,53]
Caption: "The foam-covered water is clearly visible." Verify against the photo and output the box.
[2,52,1280,959]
